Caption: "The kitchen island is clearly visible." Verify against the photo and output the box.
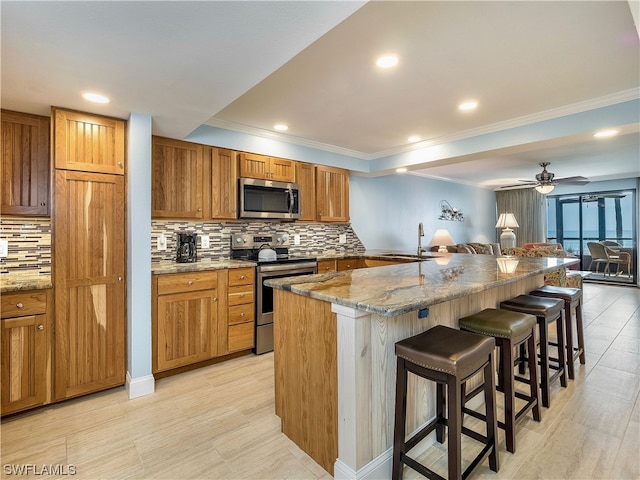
[266,253,578,479]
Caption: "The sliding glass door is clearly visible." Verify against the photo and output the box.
[547,189,636,284]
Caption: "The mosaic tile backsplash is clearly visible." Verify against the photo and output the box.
[152,220,365,263]
[0,217,365,275]
[0,218,52,274]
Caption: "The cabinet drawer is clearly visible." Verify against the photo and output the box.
[1,291,47,318]
[228,268,255,286]
[337,258,363,271]
[228,322,254,352]
[317,259,337,273]
[228,285,254,306]
[157,271,218,295]
[228,303,254,325]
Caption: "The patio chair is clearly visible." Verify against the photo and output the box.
[603,244,631,277]
[586,242,608,273]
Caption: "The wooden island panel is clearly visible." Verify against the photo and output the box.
[273,290,337,475]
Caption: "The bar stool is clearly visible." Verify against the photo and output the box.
[392,325,499,480]
[530,285,585,380]
[500,295,567,408]
[459,309,541,453]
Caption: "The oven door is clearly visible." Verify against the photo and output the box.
[256,262,317,327]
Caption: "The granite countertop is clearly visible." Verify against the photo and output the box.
[265,253,579,317]
[1,272,53,293]
[151,258,256,274]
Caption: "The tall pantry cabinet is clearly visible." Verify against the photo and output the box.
[52,108,126,400]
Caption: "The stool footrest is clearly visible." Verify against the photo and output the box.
[404,417,442,452]
[402,454,445,480]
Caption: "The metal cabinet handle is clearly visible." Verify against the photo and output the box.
[187,280,193,285]
[197,208,203,212]
[239,275,245,280]
[239,293,245,298]
[118,276,123,281]
[213,297,218,302]
[16,302,24,308]
[118,162,123,167]
[40,202,46,206]
[37,324,44,331]
[240,312,245,317]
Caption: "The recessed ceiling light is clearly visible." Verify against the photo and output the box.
[458,101,478,111]
[376,55,399,68]
[407,136,421,143]
[82,92,110,104]
[593,129,618,138]
[274,124,288,131]
[396,167,408,173]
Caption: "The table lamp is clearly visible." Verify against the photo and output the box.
[430,229,455,253]
[496,213,519,249]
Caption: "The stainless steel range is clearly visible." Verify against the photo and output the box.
[231,233,317,354]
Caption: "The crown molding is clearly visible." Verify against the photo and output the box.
[205,89,639,162]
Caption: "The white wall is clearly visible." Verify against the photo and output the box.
[350,173,497,252]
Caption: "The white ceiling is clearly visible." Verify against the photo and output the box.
[2,1,639,190]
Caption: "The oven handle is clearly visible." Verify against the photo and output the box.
[257,262,318,274]
[287,187,294,215]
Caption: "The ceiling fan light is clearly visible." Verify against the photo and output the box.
[535,184,555,194]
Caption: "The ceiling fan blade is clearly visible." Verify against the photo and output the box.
[498,182,535,189]
[554,176,590,185]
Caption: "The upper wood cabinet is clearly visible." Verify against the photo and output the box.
[53,108,125,175]
[295,162,316,221]
[152,136,208,219]
[316,165,350,223]
[239,152,295,182]
[210,147,238,220]
[1,110,50,216]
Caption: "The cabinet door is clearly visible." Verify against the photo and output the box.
[211,147,238,220]
[269,157,295,182]
[54,170,125,400]
[1,314,48,415]
[53,108,125,175]
[295,162,316,221]
[152,136,207,219]
[1,111,50,216]
[316,166,350,222]
[156,289,218,372]
[239,152,269,179]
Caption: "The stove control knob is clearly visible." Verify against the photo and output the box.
[236,237,243,243]
[243,237,248,243]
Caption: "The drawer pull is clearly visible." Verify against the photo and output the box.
[16,302,24,309]
[37,324,44,331]
[213,297,218,302]
[118,276,123,282]
[118,162,124,167]
[239,275,245,280]
[240,312,245,317]
[239,293,245,298]
[187,281,193,285]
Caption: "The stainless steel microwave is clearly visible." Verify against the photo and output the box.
[239,178,300,220]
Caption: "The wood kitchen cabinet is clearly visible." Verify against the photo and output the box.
[152,136,208,219]
[239,152,295,182]
[337,257,365,271]
[317,259,337,273]
[210,147,238,220]
[53,108,126,401]
[1,111,50,216]
[227,267,255,353]
[1,289,52,416]
[152,267,256,373]
[153,271,220,372]
[316,165,349,222]
[53,170,126,400]
[53,108,125,175]
[295,162,316,221]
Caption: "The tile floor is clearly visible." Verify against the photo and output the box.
[1,282,638,480]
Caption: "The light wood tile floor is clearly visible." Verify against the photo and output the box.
[1,283,638,480]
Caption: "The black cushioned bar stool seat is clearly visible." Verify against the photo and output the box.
[500,294,567,408]
[530,285,585,380]
[392,325,499,480]
[459,308,541,453]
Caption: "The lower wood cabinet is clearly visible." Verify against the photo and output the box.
[1,289,52,416]
[152,267,255,374]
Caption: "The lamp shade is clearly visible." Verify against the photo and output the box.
[495,213,519,229]
[429,229,455,247]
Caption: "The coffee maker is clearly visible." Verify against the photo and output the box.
[176,232,198,263]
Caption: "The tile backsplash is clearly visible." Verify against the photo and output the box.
[152,220,365,263]
[0,218,52,274]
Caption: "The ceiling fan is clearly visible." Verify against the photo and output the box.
[500,162,590,193]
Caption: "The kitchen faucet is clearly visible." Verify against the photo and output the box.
[417,222,428,257]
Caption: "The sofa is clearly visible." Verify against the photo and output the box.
[502,246,582,288]
[430,242,502,256]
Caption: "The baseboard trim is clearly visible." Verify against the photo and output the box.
[126,372,155,399]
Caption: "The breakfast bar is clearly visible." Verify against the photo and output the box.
[267,253,579,479]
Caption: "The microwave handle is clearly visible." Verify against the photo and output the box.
[288,188,294,214]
